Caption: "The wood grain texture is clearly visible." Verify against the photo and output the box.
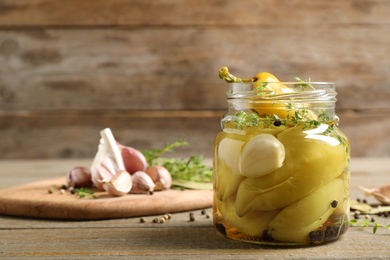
[1,27,390,110]
[0,177,212,220]
[1,227,389,259]
[0,158,390,259]
[0,0,389,158]
[0,0,389,26]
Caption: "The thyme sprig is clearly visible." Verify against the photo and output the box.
[231,107,350,154]
[143,140,188,166]
[232,104,330,130]
[234,111,260,129]
[254,82,269,96]
[295,76,315,91]
[350,219,390,234]
[158,156,213,183]
[74,187,96,199]
[142,141,213,185]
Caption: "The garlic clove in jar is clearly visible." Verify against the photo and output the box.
[360,185,390,205]
[145,165,172,191]
[129,171,156,194]
[218,137,245,173]
[239,134,285,177]
[101,170,132,196]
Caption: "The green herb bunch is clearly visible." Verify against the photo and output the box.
[143,140,189,166]
[231,105,348,153]
[157,156,213,183]
[142,140,213,184]
[233,104,330,130]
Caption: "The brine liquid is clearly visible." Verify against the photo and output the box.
[213,123,350,246]
[213,196,349,246]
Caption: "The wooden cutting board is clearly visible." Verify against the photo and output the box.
[0,177,213,220]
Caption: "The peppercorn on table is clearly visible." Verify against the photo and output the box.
[0,157,389,259]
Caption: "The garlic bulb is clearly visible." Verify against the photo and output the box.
[90,128,127,191]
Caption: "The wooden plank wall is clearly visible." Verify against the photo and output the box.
[0,0,389,159]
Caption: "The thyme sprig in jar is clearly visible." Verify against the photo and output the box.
[213,68,350,246]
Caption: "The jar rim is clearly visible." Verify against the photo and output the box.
[227,82,337,102]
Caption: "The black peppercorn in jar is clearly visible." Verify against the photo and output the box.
[213,68,350,246]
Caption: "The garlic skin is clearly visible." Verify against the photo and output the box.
[145,165,172,191]
[129,171,155,194]
[101,156,121,176]
[239,134,285,177]
[91,140,109,190]
[360,185,390,205]
[119,144,148,174]
[93,163,115,190]
[101,170,132,196]
[91,128,126,190]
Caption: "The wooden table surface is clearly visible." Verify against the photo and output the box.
[1,158,390,259]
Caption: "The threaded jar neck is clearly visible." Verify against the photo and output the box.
[228,81,336,101]
[222,82,338,129]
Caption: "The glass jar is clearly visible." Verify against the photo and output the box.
[213,81,350,246]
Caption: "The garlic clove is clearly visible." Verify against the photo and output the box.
[101,170,132,196]
[92,164,113,190]
[66,166,93,188]
[119,144,148,174]
[239,134,285,177]
[129,171,156,194]
[360,185,390,205]
[101,156,120,176]
[145,165,172,191]
[218,137,245,173]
